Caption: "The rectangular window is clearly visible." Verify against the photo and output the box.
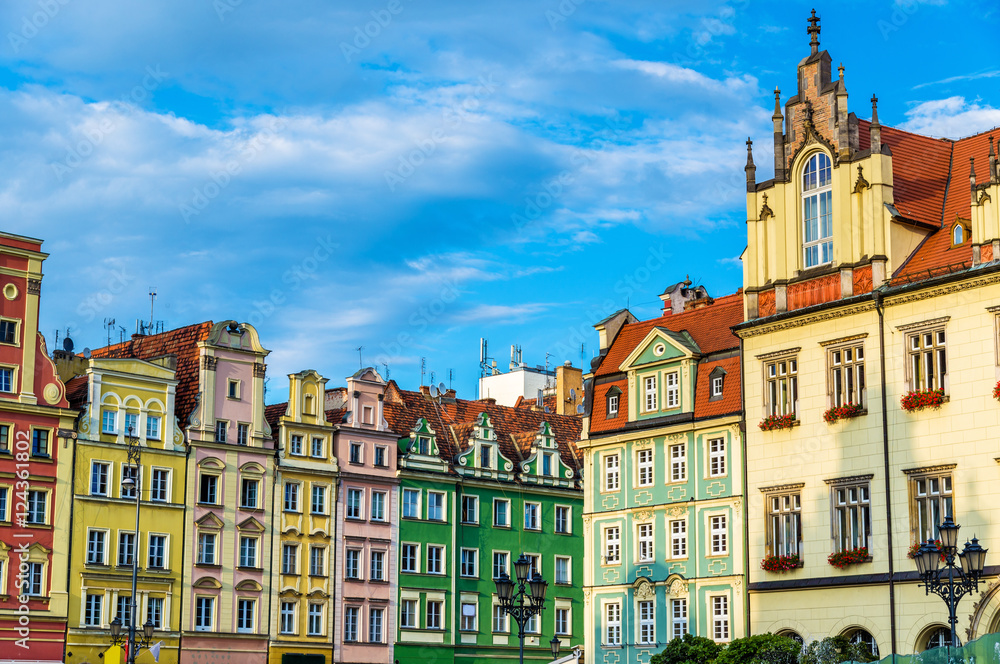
[416,435,430,455]
[493,551,508,579]
[493,604,508,632]
[309,604,324,636]
[147,596,163,629]
[461,602,477,632]
[349,441,362,464]
[228,379,240,399]
[237,598,255,633]
[908,329,947,392]
[282,544,298,575]
[526,613,539,634]
[637,523,654,562]
[371,491,386,521]
[556,607,570,635]
[461,495,478,524]
[91,461,110,496]
[639,600,655,645]
[480,444,492,469]
[671,598,688,640]
[311,437,324,457]
[710,515,728,555]
[713,596,730,641]
[555,505,570,534]
[493,499,509,527]
[834,482,871,552]
[608,393,619,417]
[116,595,132,626]
[239,536,258,568]
[766,358,798,417]
[401,544,418,573]
[426,601,443,630]
[150,468,169,502]
[146,415,161,440]
[84,593,103,626]
[370,550,384,581]
[117,531,135,567]
[555,556,570,584]
[830,345,866,407]
[803,155,833,267]
[913,473,953,543]
[344,606,359,642]
[21,562,42,596]
[403,489,419,519]
[311,485,326,514]
[542,453,552,476]
[0,367,11,393]
[637,449,653,486]
[87,529,106,565]
[711,375,724,397]
[0,319,16,344]
[195,597,214,631]
[0,423,9,452]
[124,413,138,437]
[605,602,621,646]
[25,489,45,523]
[524,502,540,530]
[199,475,218,505]
[284,483,300,512]
[665,371,679,408]
[709,438,726,477]
[427,545,444,574]
[644,375,657,411]
[671,520,687,558]
[670,444,686,482]
[362,405,373,424]
[604,453,620,491]
[0,487,5,521]
[102,409,116,434]
[767,492,802,557]
[460,548,478,577]
[604,526,620,564]
[148,534,166,568]
[374,445,387,467]
[198,533,217,565]
[280,601,296,634]
[428,492,445,521]
[346,488,363,519]
[401,599,417,629]
[31,429,49,457]
[240,478,259,509]
[310,546,326,577]
[215,420,227,443]
[345,549,361,579]
[289,435,303,455]
[237,423,249,446]
[120,465,138,500]
[369,607,384,642]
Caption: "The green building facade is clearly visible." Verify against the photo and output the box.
[383,383,584,664]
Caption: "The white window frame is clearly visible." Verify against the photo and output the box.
[671,598,688,640]
[427,491,446,521]
[403,488,421,519]
[460,548,478,578]
[833,481,872,553]
[493,498,510,527]
[711,374,724,397]
[638,599,656,645]
[607,391,619,417]
[711,594,731,642]
[492,551,509,579]
[636,522,654,563]
[401,543,419,573]
[829,343,867,407]
[461,495,479,524]
[524,502,540,530]
[906,326,948,393]
[643,375,658,412]
[670,519,687,559]
[670,444,686,483]
[604,525,620,565]
[400,598,418,629]
[802,151,833,268]
[280,601,296,634]
[371,490,387,522]
[767,490,802,557]
[765,357,798,417]
[665,371,679,408]
[86,528,108,565]
[604,601,621,646]
[604,453,620,492]
[708,437,726,478]
[427,545,445,575]
[555,505,571,534]
[709,513,728,556]
[554,555,571,585]
[636,448,653,487]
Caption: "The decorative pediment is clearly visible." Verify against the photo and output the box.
[633,577,655,601]
[198,456,225,471]
[194,576,222,589]
[307,589,330,599]
[196,512,225,530]
[239,461,265,475]
[404,418,440,456]
[279,587,303,597]
[759,193,774,221]
[473,412,496,441]
[235,579,262,592]
[237,516,265,533]
[620,327,700,372]
[282,526,301,536]
[309,527,330,539]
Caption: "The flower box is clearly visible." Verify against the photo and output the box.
[761,554,801,572]
[823,403,865,424]
[993,381,1000,401]
[900,388,945,412]
[907,539,945,562]
[759,414,796,431]
[827,547,871,569]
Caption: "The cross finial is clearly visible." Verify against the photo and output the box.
[746,137,753,149]
[870,94,880,126]
[807,9,821,54]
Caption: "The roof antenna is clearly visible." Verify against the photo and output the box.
[382,361,390,380]
[448,368,454,390]
[149,287,157,330]
[355,346,364,369]
[104,318,116,347]
[420,357,427,386]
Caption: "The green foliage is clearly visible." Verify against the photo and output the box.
[715,633,802,664]
[650,633,724,664]
[798,636,877,664]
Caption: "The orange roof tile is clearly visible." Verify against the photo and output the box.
[65,374,89,410]
[693,355,741,419]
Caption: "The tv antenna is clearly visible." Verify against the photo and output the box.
[430,370,436,385]
[448,369,454,390]
[381,362,390,380]
[420,357,427,386]
[355,346,364,369]
[104,318,116,347]
[149,287,157,329]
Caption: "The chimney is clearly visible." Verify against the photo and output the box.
[745,138,756,191]
[555,361,583,416]
[772,88,785,182]
[660,277,710,315]
[870,95,881,155]
[419,385,432,398]
[684,296,715,311]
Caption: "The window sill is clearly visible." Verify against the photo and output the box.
[283,509,303,515]
[197,502,221,507]
[308,574,328,579]
[368,579,388,584]
[459,521,479,526]
[196,563,221,569]
[345,516,365,522]
[238,566,263,572]
[555,531,572,536]
[492,524,511,530]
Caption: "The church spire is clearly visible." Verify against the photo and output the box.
[745,137,756,191]
[807,9,821,55]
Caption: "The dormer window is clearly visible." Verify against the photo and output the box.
[951,221,970,247]
[711,375,723,397]
[480,444,491,469]
[709,368,727,402]
[802,152,833,268]
[416,436,430,455]
[542,453,552,477]
[606,388,621,418]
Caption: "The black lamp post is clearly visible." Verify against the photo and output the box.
[495,554,556,664]
[108,428,155,663]
[913,515,988,655]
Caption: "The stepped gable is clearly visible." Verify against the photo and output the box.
[382,380,582,474]
[87,321,214,426]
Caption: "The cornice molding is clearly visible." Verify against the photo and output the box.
[759,482,805,493]
[824,473,875,486]
[902,463,957,476]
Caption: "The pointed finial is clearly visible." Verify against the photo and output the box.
[745,137,756,189]
[870,95,880,127]
[990,135,996,158]
[773,87,782,118]
[970,156,976,183]
[838,63,845,80]
[807,9,821,54]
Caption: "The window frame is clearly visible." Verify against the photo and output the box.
[603,452,620,492]
[493,498,510,527]
[636,522,654,563]
[827,342,867,408]
[554,505,571,534]
[801,151,833,268]
[708,437,727,478]
[636,448,654,487]
[670,519,687,559]
[764,355,799,418]
[765,487,803,558]
[708,513,728,557]
[461,495,479,524]
[908,468,955,544]
[902,322,949,394]
[604,601,622,647]
[642,375,658,412]
[669,443,687,483]
[603,525,621,565]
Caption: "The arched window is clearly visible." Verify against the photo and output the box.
[953,224,965,245]
[802,152,833,268]
[777,630,803,645]
[845,628,878,659]
[924,626,957,651]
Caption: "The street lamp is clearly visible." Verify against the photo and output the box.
[108,428,154,663]
[495,554,554,664]
[913,515,988,654]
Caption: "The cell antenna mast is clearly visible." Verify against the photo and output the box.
[355,346,364,369]
[149,287,157,329]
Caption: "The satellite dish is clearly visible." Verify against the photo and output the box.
[83,348,91,359]
[576,404,585,414]
[429,385,439,397]
[438,382,447,394]
[63,336,74,352]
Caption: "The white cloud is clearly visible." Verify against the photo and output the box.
[900,96,1000,138]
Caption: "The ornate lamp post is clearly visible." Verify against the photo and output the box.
[912,515,988,654]
[494,554,556,664]
[108,428,155,663]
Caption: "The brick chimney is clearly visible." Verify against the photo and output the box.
[555,361,583,416]
[660,277,710,315]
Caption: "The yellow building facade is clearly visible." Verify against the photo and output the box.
[738,17,1000,656]
[63,356,187,664]
[265,369,338,664]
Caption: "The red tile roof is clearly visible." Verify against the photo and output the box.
[264,402,288,440]
[87,322,214,426]
[65,374,89,410]
[382,382,582,473]
[693,355,741,419]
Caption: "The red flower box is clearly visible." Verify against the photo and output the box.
[761,554,801,572]
[907,539,945,562]
[900,389,944,412]
[993,381,1000,401]
[823,403,864,423]
[759,414,796,431]
[828,547,870,569]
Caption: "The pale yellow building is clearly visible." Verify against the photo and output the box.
[737,16,1000,656]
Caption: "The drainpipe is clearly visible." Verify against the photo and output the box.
[266,445,278,662]
[63,422,80,664]
[739,336,750,638]
[873,288,898,660]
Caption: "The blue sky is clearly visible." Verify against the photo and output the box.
[4,0,999,403]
